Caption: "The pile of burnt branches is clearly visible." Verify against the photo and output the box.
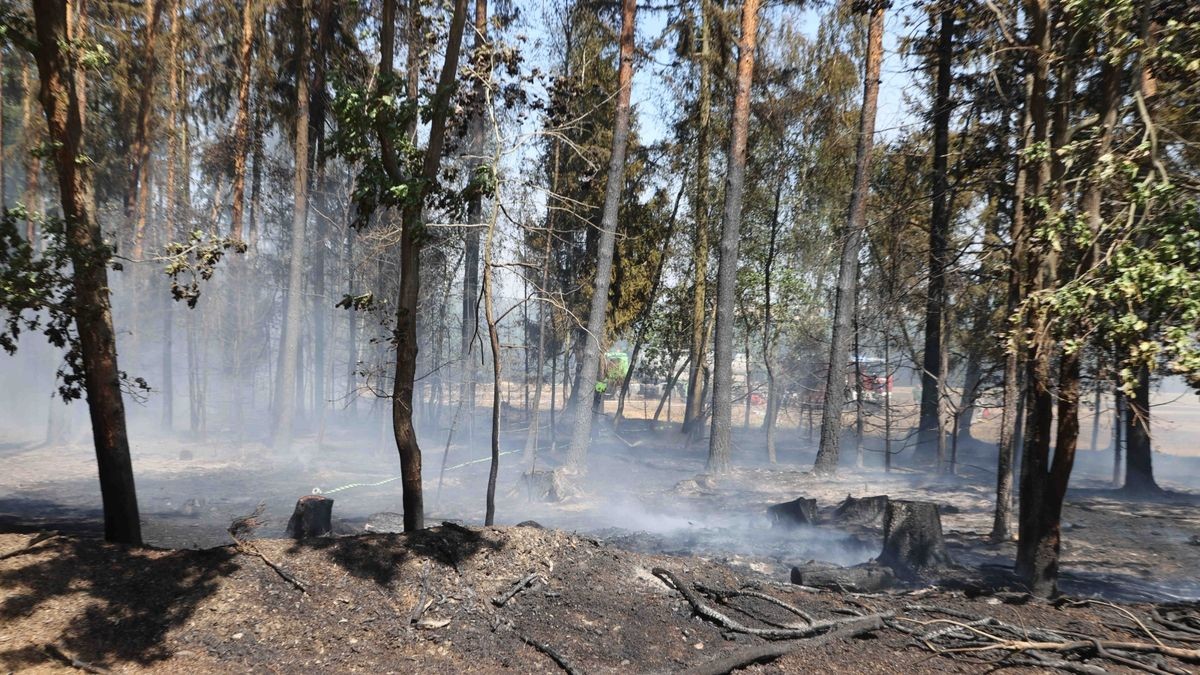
[891,602,1200,674]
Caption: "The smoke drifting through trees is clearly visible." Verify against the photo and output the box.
[0,0,1198,602]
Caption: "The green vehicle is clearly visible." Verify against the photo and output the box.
[596,350,629,395]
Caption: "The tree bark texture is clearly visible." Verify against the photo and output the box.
[812,3,884,475]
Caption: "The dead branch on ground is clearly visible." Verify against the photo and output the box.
[492,572,540,607]
[518,632,582,675]
[228,504,307,593]
[681,615,886,675]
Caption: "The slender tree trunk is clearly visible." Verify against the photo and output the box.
[229,0,255,241]
[564,0,637,469]
[31,0,142,545]
[812,2,884,475]
[762,179,782,463]
[615,184,683,428]
[706,0,762,473]
[683,0,712,435]
[128,0,163,260]
[482,178,501,526]
[271,0,311,451]
[378,0,470,530]
[916,8,955,465]
[992,73,1034,544]
[22,64,42,247]
[161,0,183,431]
[1112,388,1124,486]
[461,0,488,435]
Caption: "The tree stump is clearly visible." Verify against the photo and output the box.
[767,497,818,528]
[833,495,889,525]
[791,562,895,592]
[878,500,951,578]
[286,495,333,539]
[522,470,572,502]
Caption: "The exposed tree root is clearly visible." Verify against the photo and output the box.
[680,615,886,675]
[652,568,892,640]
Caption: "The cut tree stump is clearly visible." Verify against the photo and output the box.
[790,562,895,592]
[286,495,333,539]
[767,497,818,528]
[878,500,951,578]
[833,495,889,525]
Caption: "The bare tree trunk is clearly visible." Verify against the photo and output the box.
[683,0,712,436]
[31,0,142,545]
[812,2,884,475]
[1112,388,1124,487]
[762,179,782,463]
[271,0,311,451]
[229,0,255,242]
[564,0,637,469]
[482,172,501,526]
[615,184,683,428]
[161,0,183,431]
[916,9,955,465]
[21,64,42,248]
[706,0,762,473]
[991,72,1034,544]
[128,0,163,260]
[461,0,488,438]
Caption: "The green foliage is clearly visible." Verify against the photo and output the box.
[162,231,248,308]
[0,208,150,401]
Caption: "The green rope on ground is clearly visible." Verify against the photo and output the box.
[312,450,520,496]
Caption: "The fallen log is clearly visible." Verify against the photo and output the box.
[790,563,895,592]
[680,615,886,675]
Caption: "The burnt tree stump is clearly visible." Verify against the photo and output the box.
[287,495,333,539]
[878,500,951,578]
[767,497,818,528]
[833,495,889,525]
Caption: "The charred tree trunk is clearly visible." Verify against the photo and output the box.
[916,9,954,467]
[564,0,637,469]
[31,0,143,545]
[812,2,884,475]
[992,72,1035,544]
[706,0,762,473]
[1123,363,1159,494]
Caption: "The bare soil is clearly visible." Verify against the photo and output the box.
[2,524,1197,674]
